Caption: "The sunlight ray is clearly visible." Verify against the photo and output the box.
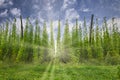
[50,61,55,80]
[41,61,52,80]
[54,40,57,57]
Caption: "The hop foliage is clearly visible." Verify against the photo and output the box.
[0,15,120,64]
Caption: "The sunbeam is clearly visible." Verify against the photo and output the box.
[50,61,55,80]
[41,61,52,80]
[54,40,57,57]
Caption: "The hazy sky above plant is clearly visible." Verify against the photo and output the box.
[0,0,120,23]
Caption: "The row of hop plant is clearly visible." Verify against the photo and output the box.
[59,15,120,64]
[0,16,52,63]
[0,15,120,64]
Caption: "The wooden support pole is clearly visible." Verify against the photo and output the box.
[89,14,94,45]
[20,15,23,39]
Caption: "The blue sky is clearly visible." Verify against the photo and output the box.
[0,0,120,23]
[0,0,120,38]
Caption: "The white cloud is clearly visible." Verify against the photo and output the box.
[32,0,59,22]
[39,18,44,23]
[0,0,5,6]
[65,8,80,21]
[33,4,39,10]
[62,0,68,10]
[80,8,91,12]
[44,1,53,11]
[111,0,120,11]
[10,8,21,16]
[0,9,8,17]
[8,1,13,5]
[48,6,53,10]
[62,0,76,10]
[0,0,13,7]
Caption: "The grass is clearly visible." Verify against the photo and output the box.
[0,62,119,80]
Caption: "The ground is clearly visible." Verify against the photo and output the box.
[0,61,119,80]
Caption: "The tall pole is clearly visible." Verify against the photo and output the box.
[20,15,23,39]
[89,14,94,45]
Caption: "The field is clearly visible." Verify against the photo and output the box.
[0,0,120,80]
[0,61,119,80]
[0,12,120,80]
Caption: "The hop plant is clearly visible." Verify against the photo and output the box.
[117,66,120,79]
